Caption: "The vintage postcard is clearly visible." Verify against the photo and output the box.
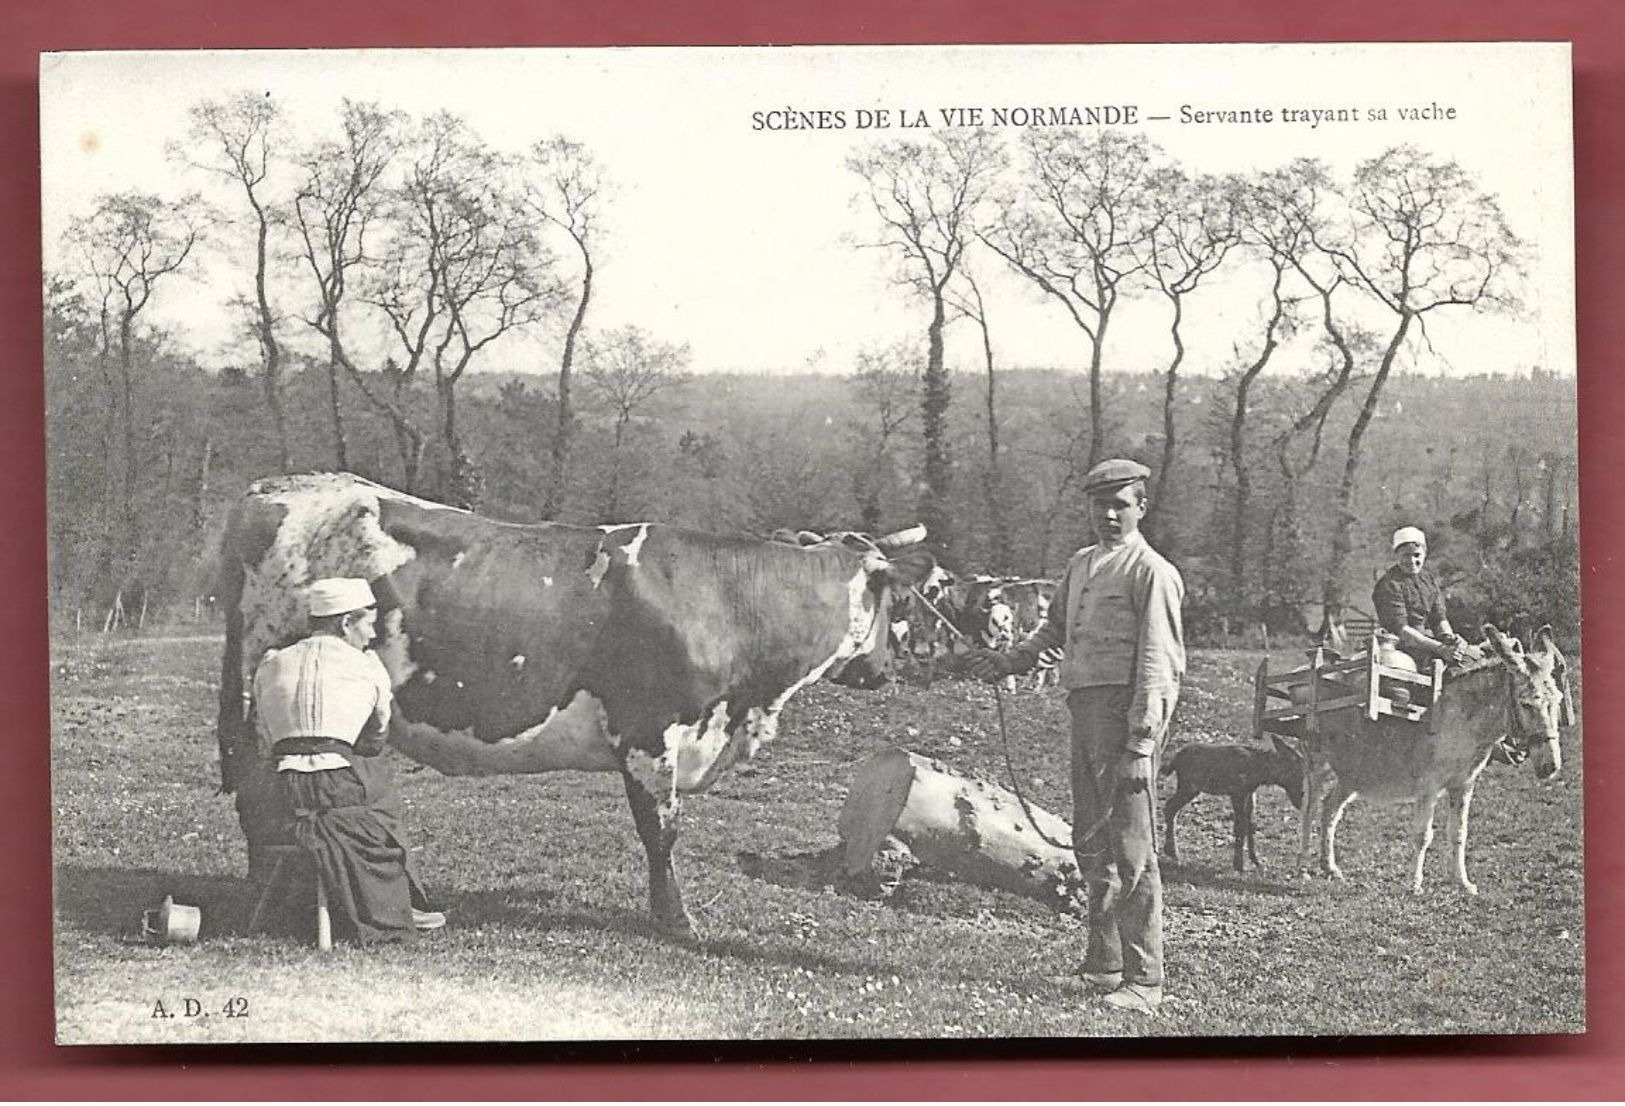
[42,42,1579,1042]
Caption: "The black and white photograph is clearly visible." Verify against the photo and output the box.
[42,41,1580,1042]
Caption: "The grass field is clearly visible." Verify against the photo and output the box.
[50,633,1585,1042]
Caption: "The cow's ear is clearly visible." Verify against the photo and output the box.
[881,548,939,589]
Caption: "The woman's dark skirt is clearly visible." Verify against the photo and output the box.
[278,755,430,946]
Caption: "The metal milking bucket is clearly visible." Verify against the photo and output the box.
[140,895,201,945]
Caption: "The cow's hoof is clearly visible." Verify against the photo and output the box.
[1460,880,1479,897]
[654,912,698,945]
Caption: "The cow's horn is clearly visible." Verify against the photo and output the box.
[874,524,927,551]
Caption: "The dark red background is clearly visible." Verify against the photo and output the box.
[4,1,1620,1097]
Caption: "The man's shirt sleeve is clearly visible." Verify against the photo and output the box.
[1127,560,1185,755]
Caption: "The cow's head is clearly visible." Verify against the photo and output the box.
[813,526,937,690]
[918,562,955,603]
[1483,622,1573,781]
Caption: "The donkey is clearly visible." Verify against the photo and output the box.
[1162,735,1304,871]
[1297,623,1573,894]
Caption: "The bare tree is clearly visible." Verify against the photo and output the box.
[1314,146,1525,620]
[984,130,1157,468]
[846,343,921,533]
[370,112,559,506]
[1212,165,1322,608]
[1023,392,1097,577]
[1138,168,1241,548]
[581,326,690,520]
[943,266,1013,570]
[848,129,1007,559]
[524,137,609,520]
[290,99,405,474]
[176,92,292,472]
[63,191,204,589]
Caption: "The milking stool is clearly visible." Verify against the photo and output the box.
[247,844,332,951]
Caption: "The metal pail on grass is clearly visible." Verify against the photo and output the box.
[141,895,201,945]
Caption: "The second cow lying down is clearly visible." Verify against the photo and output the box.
[1161,736,1304,872]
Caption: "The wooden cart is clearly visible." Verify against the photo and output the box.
[1253,634,1446,741]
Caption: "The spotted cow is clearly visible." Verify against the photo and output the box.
[1000,578,1057,640]
[216,473,936,939]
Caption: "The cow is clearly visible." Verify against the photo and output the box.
[930,574,1003,658]
[895,563,957,682]
[216,473,936,940]
[999,578,1057,640]
[980,594,1018,693]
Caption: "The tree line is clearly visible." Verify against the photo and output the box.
[845,130,1534,637]
[44,95,1576,643]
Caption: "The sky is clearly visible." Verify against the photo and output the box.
[39,43,1575,380]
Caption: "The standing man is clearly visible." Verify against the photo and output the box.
[253,577,445,945]
[1372,526,1467,668]
[968,459,1185,1015]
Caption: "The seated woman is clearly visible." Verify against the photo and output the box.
[253,577,445,944]
[1371,526,1467,670]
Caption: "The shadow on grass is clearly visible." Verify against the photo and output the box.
[55,863,262,941]
[736,846,1082,935]
[53,863,662,946]
[1160,860,1311,897]
[446,887,701,946]
[694,929,906,980]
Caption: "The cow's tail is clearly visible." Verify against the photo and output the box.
[215,504,250,795]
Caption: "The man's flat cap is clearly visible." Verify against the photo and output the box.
[1081,458,1152,494]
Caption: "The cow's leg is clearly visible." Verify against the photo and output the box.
[1162,784,1194,862]
[1445,783,1478,896]
[1320,782,1356,880]
[1297,754,1335,876]
[1242,790,1263,871]
[1409,790,1442,894]
[1229,793,1247,872]
[620,767,694,940]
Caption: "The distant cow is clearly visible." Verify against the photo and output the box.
[982,596,1015,651]
[894,562,954,659]
[216,473,936,939]
[999,578,1057,640]
[981,596,1017,692]
[1161,736,1304,871]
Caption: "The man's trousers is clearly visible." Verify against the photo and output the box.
[1068,686,1163,988]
